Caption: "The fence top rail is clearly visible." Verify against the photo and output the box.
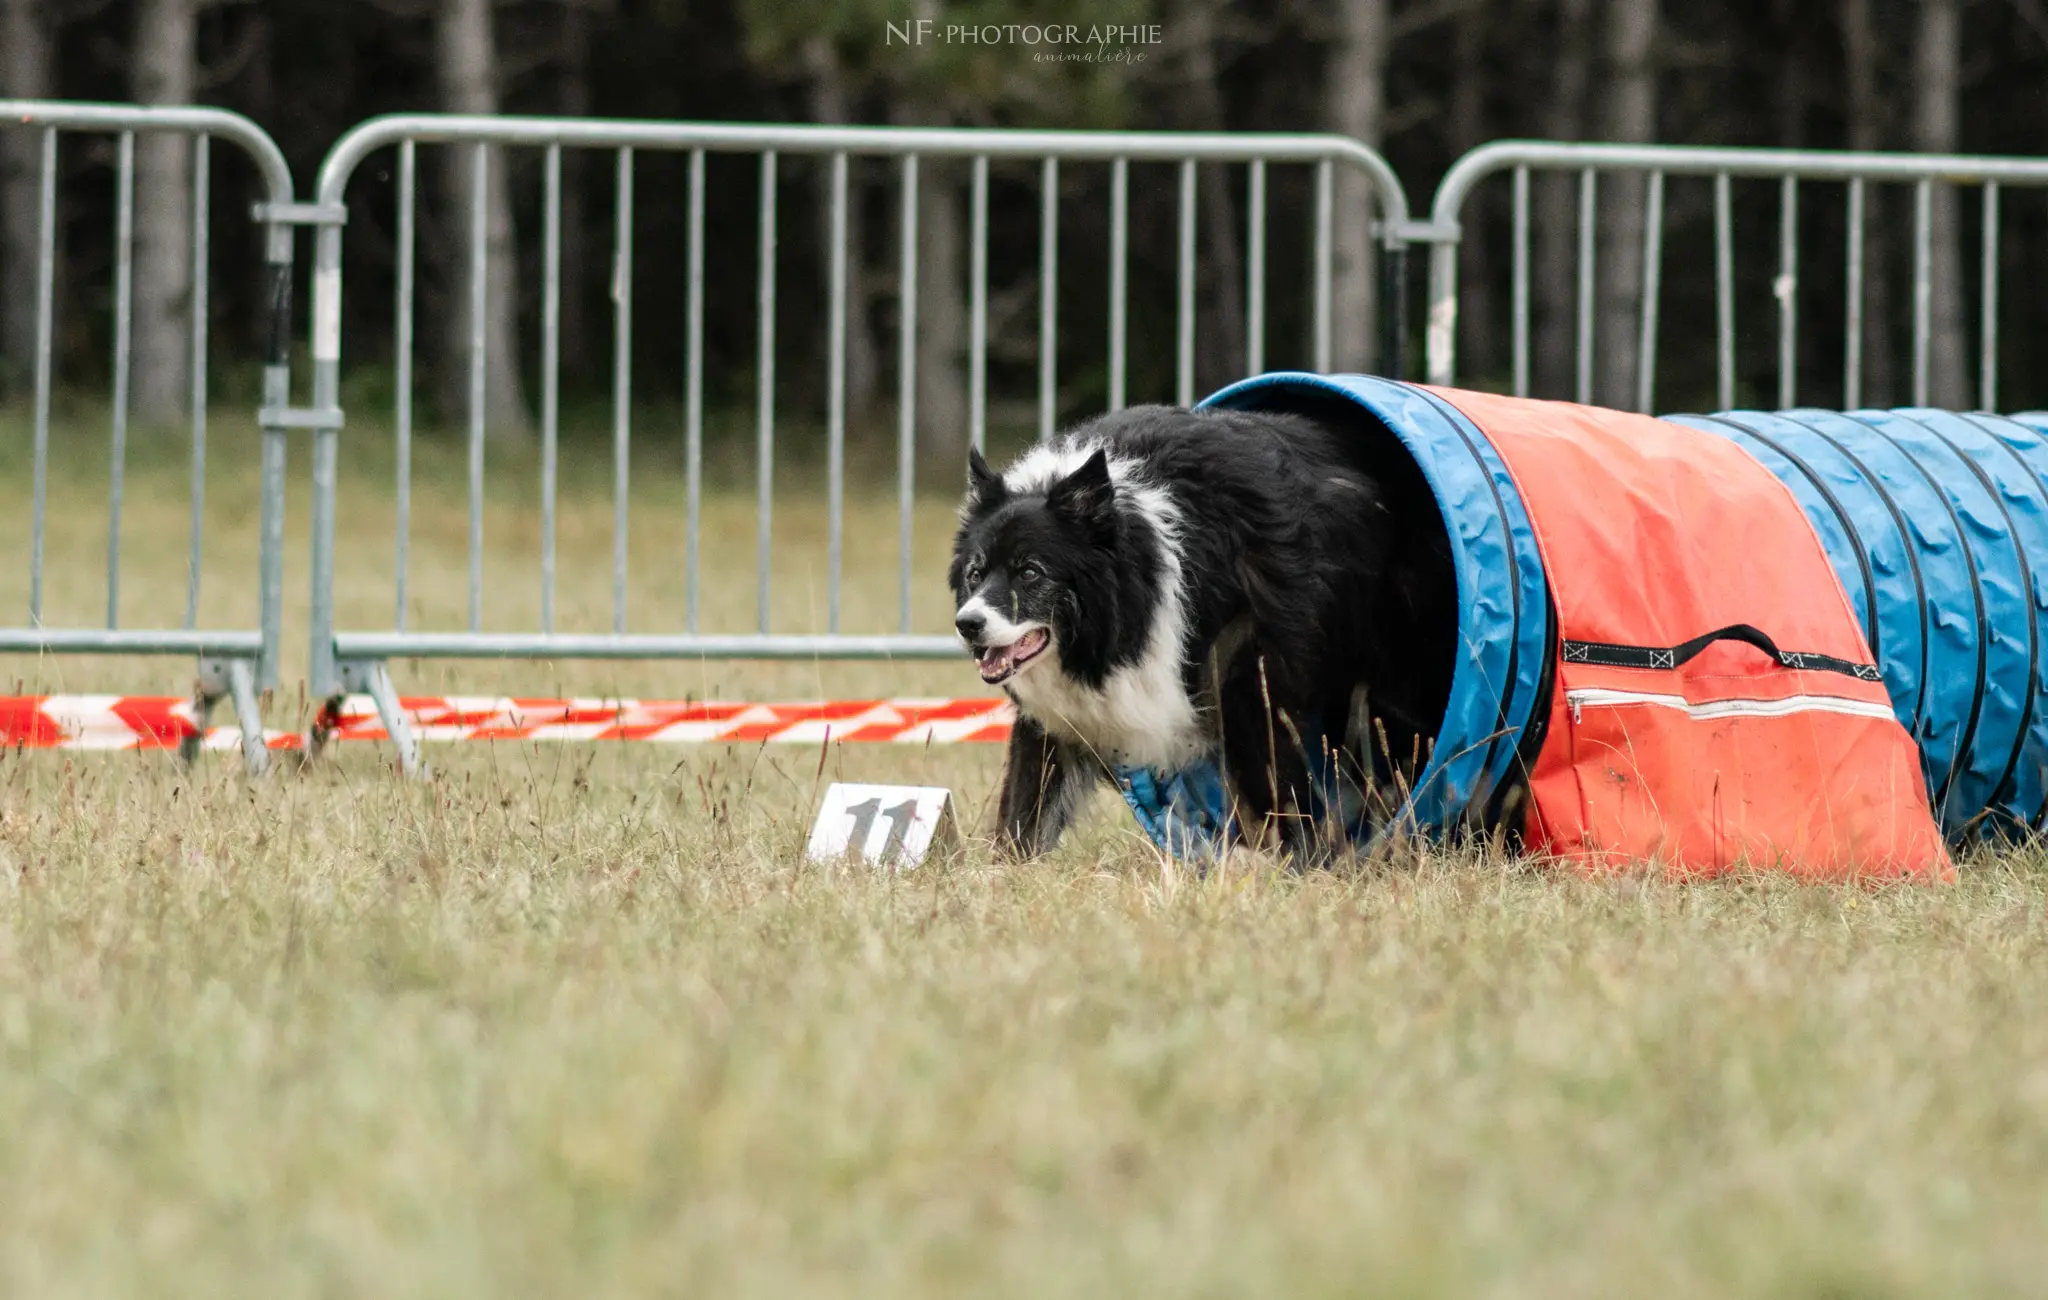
[314,112,1410,228]
[333,632,965,661]
[1428,138,2048,236]
[0,99,293,206]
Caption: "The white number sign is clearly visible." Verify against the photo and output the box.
[804,783,958,868]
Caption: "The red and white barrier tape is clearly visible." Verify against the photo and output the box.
[0,696,1014,752]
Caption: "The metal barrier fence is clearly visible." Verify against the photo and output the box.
[302,115,1413,773]
[1421,141,2048,413]
[0,100,309,773]
[19,104,2048,778]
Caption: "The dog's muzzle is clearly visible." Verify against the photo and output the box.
[967,627,1049,684]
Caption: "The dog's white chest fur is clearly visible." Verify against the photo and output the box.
[1008,640,1209,771]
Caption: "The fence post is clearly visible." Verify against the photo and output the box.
[257,218,293,693]
[1379,240,1407,381]
[309,213,342,703]
[247,196,348,705]
[1426,239,1457,386]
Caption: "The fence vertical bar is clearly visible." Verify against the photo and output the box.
[1511,165,1530,397]
[1912,178,1931,407]
[1777,175,1798,410]
[1846,178,1865,408]
[107,131,134,630]
[612,146,633,634]
[1108,156,1127,411]
[1575,168,1595,405]
[898,154,919,634]
[1715,171,1735,411]
[1425,240,1457,387]
[685,148,704,631]
[1635,170,1663,415]
[395,139,416,631]
[1313,159,1332,373]
[1980,181,1998,412]
[185,134,209,630]
[257,196,290,698]
[826,150,847,633]
[539,144,559,633]
[466,142,487,633]
[756,151,776,633]
[309,196,344,700]
[1176,158,1196,406]
[29,127,54,626]
[969,154,987,455]
[1246,160,1265,375]
[1039,157,1058,444]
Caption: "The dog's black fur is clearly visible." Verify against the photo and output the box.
[949,400,1456,857]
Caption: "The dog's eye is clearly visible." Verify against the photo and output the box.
[1015,563,1041,583]
[964,564,984,587]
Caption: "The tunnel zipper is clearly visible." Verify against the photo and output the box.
[1566,687,1896,725]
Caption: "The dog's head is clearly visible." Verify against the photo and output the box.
[948,445,1123,687]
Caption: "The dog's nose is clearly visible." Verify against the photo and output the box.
[955,610,986,641]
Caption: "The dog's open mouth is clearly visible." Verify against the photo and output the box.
[975,627,1050,684]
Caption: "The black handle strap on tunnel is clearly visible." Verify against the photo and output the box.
[1562,623,1882,683]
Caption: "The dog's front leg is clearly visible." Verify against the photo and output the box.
[995,712,1093,856]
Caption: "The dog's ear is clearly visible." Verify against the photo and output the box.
[967,447,1007,505]
[1046,448,1116,536]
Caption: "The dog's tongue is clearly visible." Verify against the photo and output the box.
[977,628,1048,683]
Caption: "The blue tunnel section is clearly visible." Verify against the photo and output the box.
[1112,374,2048,855]
[1672,409,2048,838]
[1113,373,1554,854]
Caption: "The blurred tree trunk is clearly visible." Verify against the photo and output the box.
[132,0,198,427]
[1841,0,1896,405]
[1198,157,1247,389]
[437,0,531,437]
[915,163,967,478]
[1772,0,1807,400]
[0,0,51,398]
[804,37,877,424]
[1913,0,1967,407]
[1325,0,1386,372]
[1596,0,1657,410]
[1450,3,1498,382]
[1176,0,1245,389]
[557,0,592,382]
[239,5,274,128]
[1536,0,1594,396]
[1773,0,1807,148]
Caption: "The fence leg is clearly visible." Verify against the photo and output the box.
[226,659,268,776]
[187,656,269,776]
[181,671,215,767]
[338,657,423,779]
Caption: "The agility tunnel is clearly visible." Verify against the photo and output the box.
[1117,373,2048,876]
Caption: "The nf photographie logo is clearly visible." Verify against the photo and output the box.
[885,19,1164,63]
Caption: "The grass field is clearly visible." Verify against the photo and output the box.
[1,407,2046,1296]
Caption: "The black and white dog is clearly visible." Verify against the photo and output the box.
[949,400,1457,857]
